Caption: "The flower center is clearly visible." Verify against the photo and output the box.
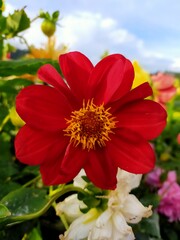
[64,100,116,150]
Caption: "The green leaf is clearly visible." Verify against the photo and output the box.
[0,188,48,229]
[0,204,11,218]
[0,78,33,94]
[0,182,21,200]
[0,59,59,77]
[0,133,19,182]
[0,16,6,34]
[17,9,30,33]
[0,188,48,217]
[139,212,161,239]
[5,9,30,38]
[28,227,42,240]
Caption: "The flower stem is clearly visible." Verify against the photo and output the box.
[31,15,40,23]
[0,114,10,132]
[22,175,42,188]
[7,185,87,224]
[17,35,31,51]
[59,213,69,230]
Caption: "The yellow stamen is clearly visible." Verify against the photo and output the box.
[64,99,117,150]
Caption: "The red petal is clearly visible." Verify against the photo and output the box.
[38,64,77,106]
[16,85,73,131]
[40,164,64,185]
[15,125,68,166]
[109,82,153,114]
[84,148,117,190]
[60,144,87,176]
[40,158,69,186]
[107,129,156,174]
[40,144,87,185]
[116,99,167,140]
[59,51,94,101]
[88,54,134,104]
[38,64,69,92]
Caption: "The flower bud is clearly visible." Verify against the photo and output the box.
[41,20,56,37]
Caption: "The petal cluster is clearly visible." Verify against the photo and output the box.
[58,170,152,240]
[88,171,152,240]
[15,51,167,189]
[151,72,177,107]
[157,171,180,222]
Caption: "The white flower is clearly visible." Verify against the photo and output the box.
[73,169,87,188]
[88,169,152,240]
[122,194,152,224]
[116,169,142,194]
[88,209,134,240]
[56,170,87,224]
[56,194,86,223]
[60,208,101,240]
[59,169,152,240]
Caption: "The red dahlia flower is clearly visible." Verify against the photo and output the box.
[15,52,167,190]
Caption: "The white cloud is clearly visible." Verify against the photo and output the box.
[4,1,180,72]
[59,12,103,47]
[57,11,171,72]
[109,29,136,44]
[100,18,116,29]
[169,58,180,72]
[57,11,161,66]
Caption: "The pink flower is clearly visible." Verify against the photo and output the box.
[145,167,163,188]
[157,171,180,222]
[151,72,177,107]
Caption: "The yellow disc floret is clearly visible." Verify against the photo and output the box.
[64,100,117,150]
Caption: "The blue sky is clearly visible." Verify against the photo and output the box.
[6,0,180,72]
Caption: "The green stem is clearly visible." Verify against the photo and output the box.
[22,175,41,188]
[17,35,31,51]
[0,114,10,132]
[31,15,40,23]
[59,213,69,230]
[8,185,86,223]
